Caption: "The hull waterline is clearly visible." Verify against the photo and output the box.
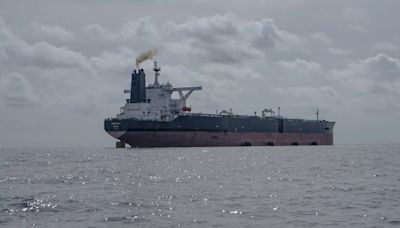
[107,130,333,147]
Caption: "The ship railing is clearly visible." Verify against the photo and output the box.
[185,113,223,118]
[185,113,275,119]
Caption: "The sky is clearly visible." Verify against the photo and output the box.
[0,0,399,147]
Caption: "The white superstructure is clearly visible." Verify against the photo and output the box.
[117,61,202,121]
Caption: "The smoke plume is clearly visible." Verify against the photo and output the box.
[135,49,157,68]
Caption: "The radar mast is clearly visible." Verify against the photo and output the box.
[153,61,161,87]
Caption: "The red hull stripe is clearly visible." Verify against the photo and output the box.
[109,131,333,147]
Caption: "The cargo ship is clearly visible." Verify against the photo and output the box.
[104,61,335,147]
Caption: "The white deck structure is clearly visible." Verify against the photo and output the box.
[117,61,202,121]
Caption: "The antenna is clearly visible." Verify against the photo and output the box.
[262,108,275,117]
[316,108,319,121]
[153,61,161,87]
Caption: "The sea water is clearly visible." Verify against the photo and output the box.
[1,145,399,227]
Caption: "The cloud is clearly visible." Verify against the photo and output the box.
[273,58,327,88]
[362,53,400,82]
[0,72,39,107]
[32,22,75,42]
[80,13,318,67]
[276,58,321,72]
[1,2,400,146]
[311,32,332,45]
[166,13,239,41]
[89,48,134,73]
[202,63,263,80]
[1,19,96,76]
[163,14,262,63]
[252,18,304,51]
[372,42,399,52]
[83,17,159,42]
[348,25,369,33]
[83,24,113,39]
[342,7,365,21]
[369,83,400,97]
[329,48,352,56]
[162,13,304,64]
[274,86,342,103]
[333,53,400,97]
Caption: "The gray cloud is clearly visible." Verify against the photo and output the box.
[32,22,76,42]
[164,14,304,61]
[273,86,343,109]
[372,42,399,52]
[348,25,369,33]
[89,48,134,73]
[0,1,400,146]
[1,20,96,76]
[276,59,321,72]
[311,32,332,45]
[363,54,400,82]
[167,13,240,41]
[0,72,39,107]
[329,48,352,56]
[84,17,159,42]
[330,53,400,120]
[333,54,400,94]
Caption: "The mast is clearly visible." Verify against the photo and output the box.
[153,61,161,87]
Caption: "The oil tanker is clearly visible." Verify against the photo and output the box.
[104,61,335,147]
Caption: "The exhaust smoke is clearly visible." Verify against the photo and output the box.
[135,49,157,68]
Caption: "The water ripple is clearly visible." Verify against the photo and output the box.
[0,145,399,227]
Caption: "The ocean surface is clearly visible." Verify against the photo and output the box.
[1,145,399,227]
